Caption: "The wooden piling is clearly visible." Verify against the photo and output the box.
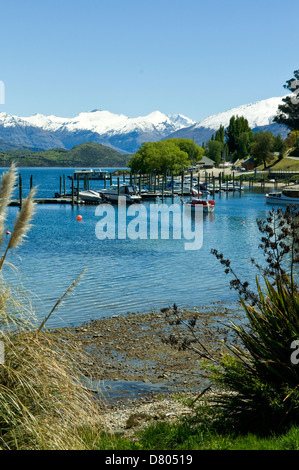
[171,172,174,197]
[77,175,80,203]
[71,178,74,206]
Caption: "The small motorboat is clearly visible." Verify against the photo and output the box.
[79,190,102,203]
[99,184,142,203]
[265,186,299,205]
[184,197,215,213]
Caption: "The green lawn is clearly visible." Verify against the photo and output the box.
[270,157,299,171]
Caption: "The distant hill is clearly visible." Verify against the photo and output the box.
[0,142,131,167]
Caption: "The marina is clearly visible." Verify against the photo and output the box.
[2,166,290,330]
[11,167,250,207]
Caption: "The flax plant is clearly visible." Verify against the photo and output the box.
[206,207,299,433]
[0,165,106,449]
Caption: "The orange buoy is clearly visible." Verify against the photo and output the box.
[77,215,82,221]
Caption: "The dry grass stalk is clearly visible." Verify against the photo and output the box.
[7,186,36,250]
[0,165,108,449]
[0,163,18,246]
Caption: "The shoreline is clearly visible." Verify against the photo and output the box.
[52,303,243,435]
[53,303,243,403]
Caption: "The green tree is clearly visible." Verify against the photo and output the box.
[251,131,274,169]
[128,141,190,174]
[164,138,204,163]
[272,134,287,158]
[214,124,225,143]
[225,115,252,155]
[273,69,299,142]
[236,131,254,160]
[206,140,224,165]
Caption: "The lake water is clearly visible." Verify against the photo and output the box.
[1,167,274,329]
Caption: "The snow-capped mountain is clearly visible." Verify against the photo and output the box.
[17,110,195,153]
[166,96,288,145]
[0,96,288,153]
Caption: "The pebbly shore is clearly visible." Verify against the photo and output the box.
[52,303,243,436]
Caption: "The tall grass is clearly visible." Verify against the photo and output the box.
[0,165,107,449]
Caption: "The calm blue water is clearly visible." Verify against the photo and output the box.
[1,167,274,328]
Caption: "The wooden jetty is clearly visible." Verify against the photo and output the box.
[10,169,246,207]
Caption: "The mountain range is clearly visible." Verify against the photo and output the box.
[0,96,289,154]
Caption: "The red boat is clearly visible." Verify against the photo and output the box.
[184,197,215,213]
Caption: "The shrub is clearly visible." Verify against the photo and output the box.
[207,206,299,433]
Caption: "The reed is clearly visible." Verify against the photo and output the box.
[0,165,108,449]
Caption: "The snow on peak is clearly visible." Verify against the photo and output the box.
[195,96,286,130]
[17,109,193,136]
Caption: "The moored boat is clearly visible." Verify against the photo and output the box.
[265,185,299,205]
[79,190,103,203]
[99,184,142,203]
[68,169,108,180]
[184,197,215,213]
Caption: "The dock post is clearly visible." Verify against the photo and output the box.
[118,177,120,196]
[60,176,62,195]
[139,175,142,195]
[153,172,156,194]
[213,176,215,197]
[71,178,74,206]
[77,175,80,204]
[30,175,33,190]
[181,171,184,197]
[19,174,22,208]
[104,173,107,189]
[171,172,174,198]
[63,174,66,195]
[110,172,113,186]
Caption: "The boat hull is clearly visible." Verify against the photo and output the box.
[184,198,215,213]
[265,193,299,205]
[79,190,102,203]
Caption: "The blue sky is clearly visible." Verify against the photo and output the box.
[1,0,298,121]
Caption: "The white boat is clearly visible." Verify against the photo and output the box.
[99,184,142,203]
[79,190,102,203]
[167,180,201,194]
[184,197,215,213]
[265,186,299,205]
[68,169,108,180]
